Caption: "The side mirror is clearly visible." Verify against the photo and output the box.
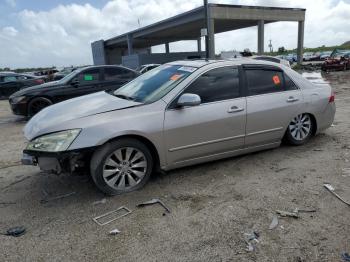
[70,79,79,87]
[177,93,201,107]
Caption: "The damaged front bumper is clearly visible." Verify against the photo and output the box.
[22,148,94,174]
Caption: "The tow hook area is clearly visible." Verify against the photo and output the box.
[22,148,94,175]
[21,153,37,166]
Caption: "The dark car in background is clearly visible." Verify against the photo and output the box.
[0,72,45,99]
[9,65,139,117]
[321,52,350,71]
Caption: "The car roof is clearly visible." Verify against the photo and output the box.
[80,64,137,72]
[166,58,288,69]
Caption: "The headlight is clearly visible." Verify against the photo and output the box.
[26,129,81,152]
[11,96,26,104]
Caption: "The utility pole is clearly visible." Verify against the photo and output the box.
[268,39,273,53]
[204,0,209,59]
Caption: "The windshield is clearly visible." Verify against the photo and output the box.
[56,68,83,84]
[113,64,196,103]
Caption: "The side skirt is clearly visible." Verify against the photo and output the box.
[162,141,280,171]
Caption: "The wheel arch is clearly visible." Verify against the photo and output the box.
[283,112,318,140]
[103,134,161,171]
[27,95,54,114]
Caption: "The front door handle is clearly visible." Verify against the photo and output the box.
[287,96,299,103]
[228,106,244,113]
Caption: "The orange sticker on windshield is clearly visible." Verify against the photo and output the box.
[170,74,182,81]
[272,75,281,85]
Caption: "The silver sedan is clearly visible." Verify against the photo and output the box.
[22,59,336,195]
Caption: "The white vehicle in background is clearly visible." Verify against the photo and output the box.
[303,52,318,61]
[253,55,291,67]
[138,64,161,74]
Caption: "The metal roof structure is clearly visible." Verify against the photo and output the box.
[104,4,305,49]
[92,3,306,67]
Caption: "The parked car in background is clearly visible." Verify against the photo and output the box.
[320,51,332,60]
[220,51,243,60]
[285,53,297,63]
[21,59,335,195]
[9,65,139,117]
[138,64,161,74]
[53,67,78,81]
[321,52,350,71]
[0,72,45,99]
[303,52,319,61]
[253,55,291,67]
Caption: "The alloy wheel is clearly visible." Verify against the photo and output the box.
[288,114,311,141]
[102,147,147,190]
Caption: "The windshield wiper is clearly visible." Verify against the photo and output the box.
[114,94,135,101]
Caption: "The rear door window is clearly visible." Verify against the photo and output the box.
[77,69,100,83]
[245,69,284,96]
[3,76,17,82]
[284,74,298,91]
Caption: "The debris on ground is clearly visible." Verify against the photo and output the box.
[93,206,132,226]
[294,208,316,213]
[0,201,16,206]
[4,226,26,237]
[136,198,171,214]
[269,215,279,230]
[92,198,107,206]
[40,191,76,203]
[342,252,350,262]
[1,176,31,191]
[109,229,121,235]
[276,209,299,218]
[243,231,260,252]
[324,183,350,206]
[342,168,350,177]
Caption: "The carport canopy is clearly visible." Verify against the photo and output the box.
[101,3,306,64]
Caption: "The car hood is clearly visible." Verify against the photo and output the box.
[24,91,141,140]
[10,81,61,97]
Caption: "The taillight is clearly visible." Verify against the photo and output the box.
[35,79,44,84]
[329,92,335,103]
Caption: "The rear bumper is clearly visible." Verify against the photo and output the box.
[317,102,336,133]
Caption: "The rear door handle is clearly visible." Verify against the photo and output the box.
[287,96,299,103]
[228,106,244,113]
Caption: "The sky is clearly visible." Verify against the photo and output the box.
[0,0,350,68]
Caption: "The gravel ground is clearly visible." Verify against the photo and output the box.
[0,70,349,262]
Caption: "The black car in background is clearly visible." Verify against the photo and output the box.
[0,72,45,99]
[9,65,139,117]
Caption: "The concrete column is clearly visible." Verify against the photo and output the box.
[127,34,133,55]
[197,38,201,52]
[208,18,215,59]
[297,20,305,65]
[257,20,264,55]
[165,42,170,53]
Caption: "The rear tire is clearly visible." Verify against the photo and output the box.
[285,113,313,146]
[27,97,53,117]
[90,138,153,195]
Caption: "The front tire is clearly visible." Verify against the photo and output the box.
[90,138,153,195]
[285,113,313,145]
[27,97,53,117]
